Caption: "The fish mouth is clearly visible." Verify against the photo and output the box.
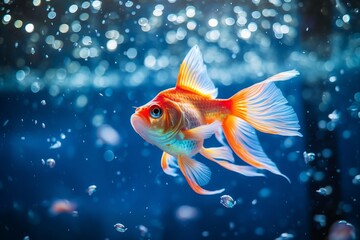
[131,113,167,146]
[130,113,153,143]
[130,113,149,134]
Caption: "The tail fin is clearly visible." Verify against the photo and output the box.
[222,115,290,181]
[230,70,302,137]
[221,70,301,181]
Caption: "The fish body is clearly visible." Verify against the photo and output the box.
[138,87,229,156]
[131,45,302,195]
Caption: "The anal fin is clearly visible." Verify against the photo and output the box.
[161,152,179,177]
[200,147,265,177]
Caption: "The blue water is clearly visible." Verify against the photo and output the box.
[1,1,359,240]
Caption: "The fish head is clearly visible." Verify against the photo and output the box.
[130,96,184,146]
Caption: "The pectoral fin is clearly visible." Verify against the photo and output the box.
[180,121,221,140]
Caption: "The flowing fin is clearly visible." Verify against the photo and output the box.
[215,128,228,147]
[161,152,179,177]
[222,115,290,182]
[200,146,234,162]
[176,45,218,99]
[230,70,302,137]
[178,155,225,195]
[180,121,221,140]
[261,69,300,84]
[200,147,265,177]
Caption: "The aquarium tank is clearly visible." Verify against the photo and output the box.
[0,0,359,239]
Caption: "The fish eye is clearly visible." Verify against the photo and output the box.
[149,105,163,119]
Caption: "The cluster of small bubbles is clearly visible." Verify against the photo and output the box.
[105,30,123,51]
[205,30,220,42]
[153,4,164,17]
[138,17,151,32]
[45,35,63,50]
[144,53,169,70]
[2,0,356,93]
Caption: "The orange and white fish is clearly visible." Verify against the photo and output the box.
[131,45,302,195]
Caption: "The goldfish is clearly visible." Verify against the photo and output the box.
[131,45,302,195]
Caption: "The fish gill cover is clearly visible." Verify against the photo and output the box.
[0,0,359,240]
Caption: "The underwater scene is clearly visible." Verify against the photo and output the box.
[0,0,359,239]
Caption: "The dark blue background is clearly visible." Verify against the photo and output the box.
[1,0,359,239]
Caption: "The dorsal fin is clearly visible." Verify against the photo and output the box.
[176,45,218,99]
